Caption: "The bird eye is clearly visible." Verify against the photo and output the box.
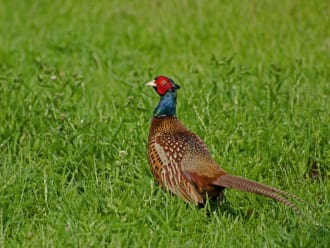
[161,80,167,85]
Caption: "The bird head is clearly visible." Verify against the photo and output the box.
[146,75,180,96]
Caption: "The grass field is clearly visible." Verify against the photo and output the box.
[0,0,329,247]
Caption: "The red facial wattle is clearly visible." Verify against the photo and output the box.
[155,76,172,95]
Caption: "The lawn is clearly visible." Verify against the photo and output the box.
[0,0,329,247]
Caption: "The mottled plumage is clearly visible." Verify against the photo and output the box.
[146,75,299,212]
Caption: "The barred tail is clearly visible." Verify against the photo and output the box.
[214,174,300,213]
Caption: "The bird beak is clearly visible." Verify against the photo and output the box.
[145,80,157,87]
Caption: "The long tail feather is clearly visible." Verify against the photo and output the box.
[214,174,300,213]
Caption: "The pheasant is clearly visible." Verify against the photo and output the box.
[146,75,300,212]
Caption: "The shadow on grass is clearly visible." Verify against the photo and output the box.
[198,198,256,222]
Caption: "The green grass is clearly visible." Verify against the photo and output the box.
[0,0,329,247]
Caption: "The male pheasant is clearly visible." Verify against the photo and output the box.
[146,75,299,211]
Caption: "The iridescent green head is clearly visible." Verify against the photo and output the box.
[146,75,181,117]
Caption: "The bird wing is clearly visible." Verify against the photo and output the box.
[154,131,226,200]
[152,133,205,204]
[177,131,227,180]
